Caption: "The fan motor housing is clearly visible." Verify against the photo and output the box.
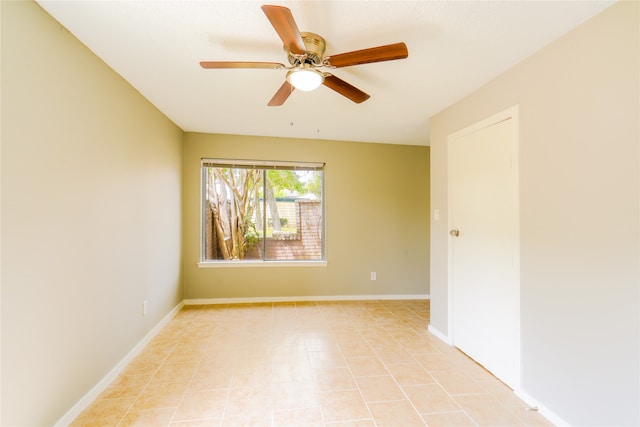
[287,32,326,66]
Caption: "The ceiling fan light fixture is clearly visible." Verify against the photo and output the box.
[286,68,324,91]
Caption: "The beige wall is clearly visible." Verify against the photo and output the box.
[1,2,183,425]
[430,2,639,425]
[183,132,429,300]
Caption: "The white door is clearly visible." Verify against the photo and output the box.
[448,110,520,389]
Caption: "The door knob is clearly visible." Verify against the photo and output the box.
[450,229,460,237]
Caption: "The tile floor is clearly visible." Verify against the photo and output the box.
[71,300,554,426]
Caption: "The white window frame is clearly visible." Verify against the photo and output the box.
[197,158,327,268]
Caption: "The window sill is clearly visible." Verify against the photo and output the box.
[197,260,328,268]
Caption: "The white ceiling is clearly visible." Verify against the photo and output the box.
[36,1,614,146]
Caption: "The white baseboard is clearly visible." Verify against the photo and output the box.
[184,294,430,305]
[514,388,571,427]
[427,324,453,345]
[53,301,184,427]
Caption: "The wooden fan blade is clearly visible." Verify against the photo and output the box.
[268,81,294,106]
[200,61,285,69]
[261,5,306,55]
[324,42,408,68]
[322,74,370,104]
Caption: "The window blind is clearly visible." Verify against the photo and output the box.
[202,158,324,171]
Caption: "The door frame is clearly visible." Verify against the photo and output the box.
[446,105,521,387]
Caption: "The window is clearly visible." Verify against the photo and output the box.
[201,159,325,263]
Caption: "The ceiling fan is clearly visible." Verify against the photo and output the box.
[200,5,409,106]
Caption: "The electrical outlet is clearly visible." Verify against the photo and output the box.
[143,300,148,316]
[370,272,377,281]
